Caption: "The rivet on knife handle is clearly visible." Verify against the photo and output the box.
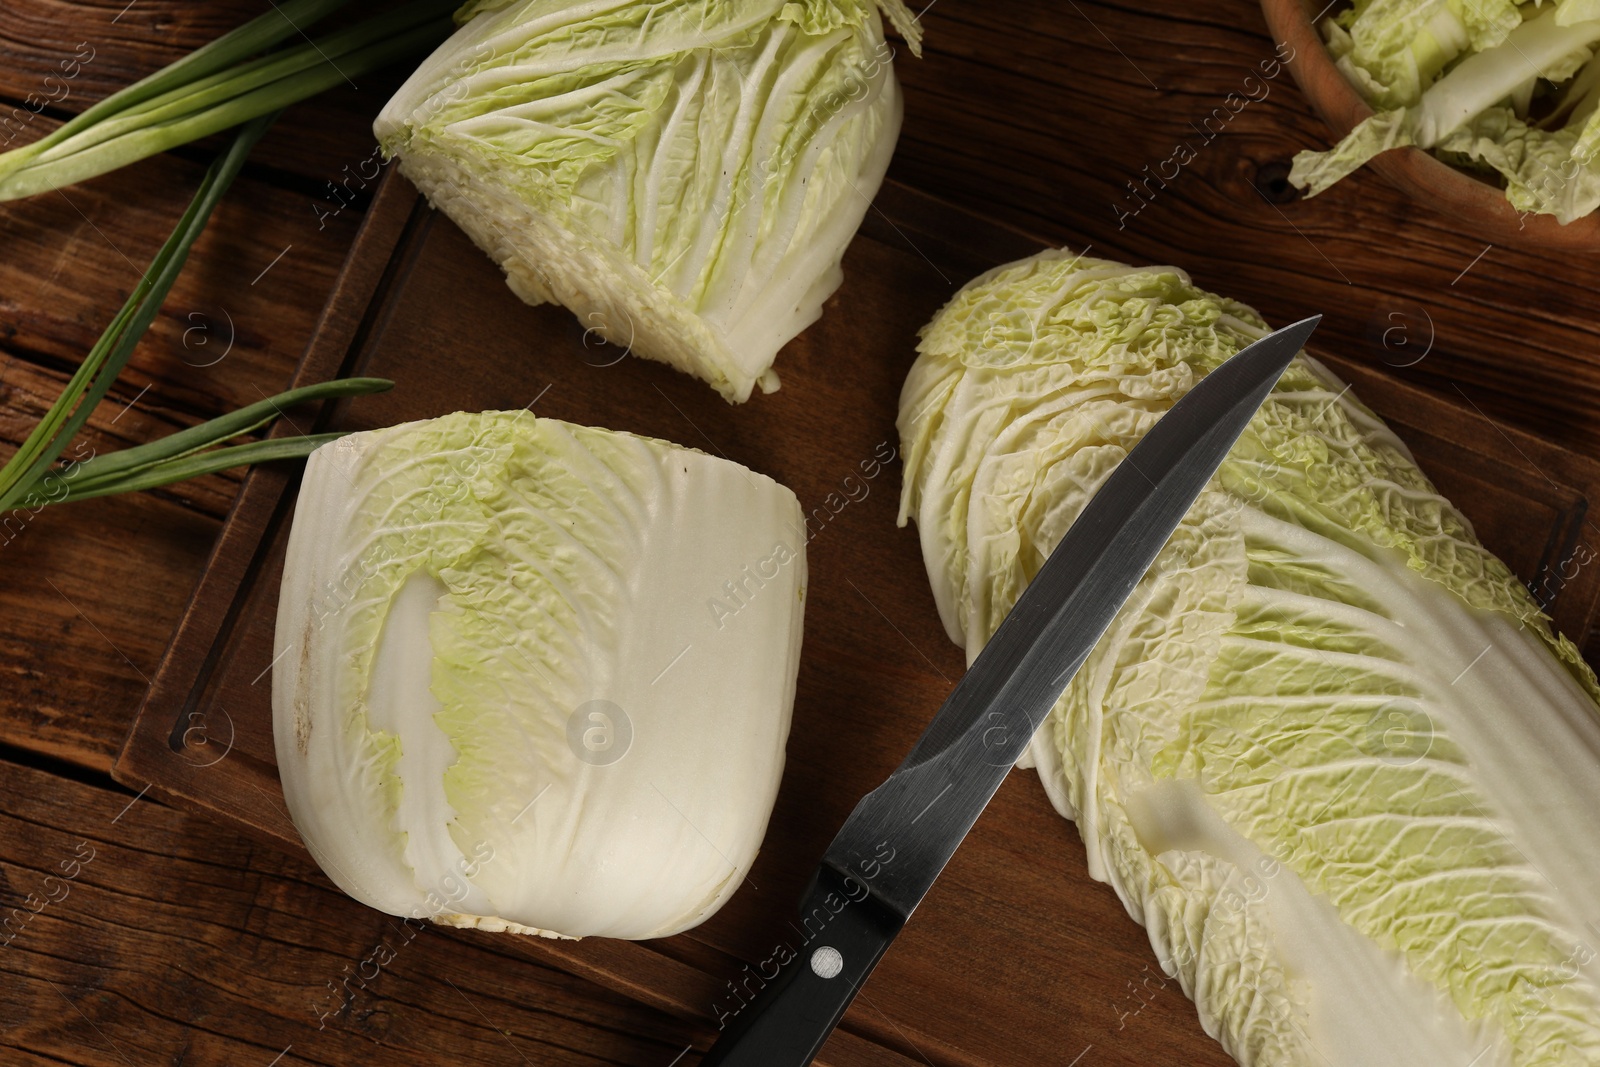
[702,865,904,1066]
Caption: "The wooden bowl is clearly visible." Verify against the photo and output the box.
[1261,0,1600,248]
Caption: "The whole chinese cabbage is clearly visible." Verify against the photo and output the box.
[898,249,1600,1066]
[274,411,806,939]
[375,0,921,402]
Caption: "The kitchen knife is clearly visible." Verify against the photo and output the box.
[701,315,1321,1067]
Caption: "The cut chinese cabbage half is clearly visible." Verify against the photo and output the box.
[274,411,806,940]
[375,0,922,402]
[897,249,1600,1066]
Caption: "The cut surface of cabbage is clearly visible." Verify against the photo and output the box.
[375,0,921,402]
[274,410,806,940]
[898,249,1600,1066]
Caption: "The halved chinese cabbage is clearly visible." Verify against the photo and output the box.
[274,411,806,939]
[375,0,921,402]
[898,249,1600,1066]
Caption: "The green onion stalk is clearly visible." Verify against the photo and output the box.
[0,0,458,511]
[0,0,458,201]
[0,116,391,512]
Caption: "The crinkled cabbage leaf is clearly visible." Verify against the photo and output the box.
[899,249,1600,1066]
[376,0,921,401]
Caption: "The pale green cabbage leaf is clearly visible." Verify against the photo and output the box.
[1434,105,1600,220]
[1293,3,1600,224]
[375,0,920,402]
[1331,0,1521,109]
[898,249,1600,1066]
[274,411,806,939]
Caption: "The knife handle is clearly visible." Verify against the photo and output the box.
[701,865,905,1067]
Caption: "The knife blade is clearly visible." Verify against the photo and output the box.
[702,315,1321,1067]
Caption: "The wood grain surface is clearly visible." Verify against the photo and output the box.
[114,163,1600,1066]
[3,0,1600,1064]
[0,757,702,1065]
[888,1,1600,460]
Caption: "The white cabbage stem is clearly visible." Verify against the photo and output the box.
[1412,7,1600,146]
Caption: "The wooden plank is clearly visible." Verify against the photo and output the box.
[1,357,255,520]
[114,167,1600,1067]
[0,120,368,775]
[0,756,706,1066]
[0,492,215,773]
[0,150,360,418]
[0,0,388,776]
[111,168,421,834]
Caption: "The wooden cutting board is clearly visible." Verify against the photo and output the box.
[113,170,1600,1067]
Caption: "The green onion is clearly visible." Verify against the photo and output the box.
[0,118,391,513]
[28,378,393,503]
[42,432,349,504]
[0,117,272,512]
[2,0,349,170]
[0,0,456,201]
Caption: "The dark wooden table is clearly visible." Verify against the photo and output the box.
[2,2,1597,1065]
